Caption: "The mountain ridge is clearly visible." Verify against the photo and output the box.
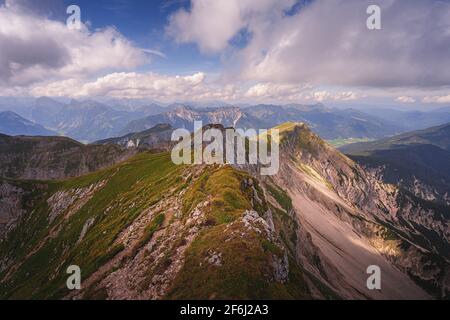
[341,123,450,205]
[0,134,137,180]
[0,122,448,299]
[94,123,175,149]
[0,111,56,136]
[265,123,448,298]
[340,122,450,154]
[120,104,400,140]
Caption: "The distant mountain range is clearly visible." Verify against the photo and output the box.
[358,106,450,132]
[341,123,450,205]
[0,111,55,136]
[120,104,400,140]
[245,104,400,139]
[2,97,450,143]
[29,98,148,142]
[120,106,258,134]
[341,122,450,153]
[0,97,172,142]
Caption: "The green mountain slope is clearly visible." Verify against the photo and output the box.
[1,123,448,300]
[0,152,333,300]
[340,122,450,154]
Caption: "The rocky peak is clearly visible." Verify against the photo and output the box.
[265,122,449,298]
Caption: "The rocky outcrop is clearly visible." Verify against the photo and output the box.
[94,124,174,151]
[272,124,449,298]
[47,181,107,223]
[71,172,298,300]
[0,182,25,240]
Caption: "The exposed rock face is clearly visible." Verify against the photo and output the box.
[72,190,206,300]
[0,182,26,240]
[269,124,449,298]
[69,174,297,300]
[94,124,175,151]
[411,178,450,205]
[121,106,257,134]
[47,181,107,223]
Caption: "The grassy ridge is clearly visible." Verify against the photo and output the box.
[1,148,334,300]
[167,166,315,300]
[0,152,183,299]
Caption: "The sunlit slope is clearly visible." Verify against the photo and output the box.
[0,152,332,299]
[270,123,448,299]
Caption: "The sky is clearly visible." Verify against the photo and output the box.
[0,0,450,108]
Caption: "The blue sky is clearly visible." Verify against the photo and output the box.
[0,0,450,107]
[61,0,221,75]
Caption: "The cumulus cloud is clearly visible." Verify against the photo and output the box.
[395,96,416,103]
[30,72,217,100]
[240,0,450,88]
[167,0,295,53]
[0,2,147,86]
[28,70,362,103]
[3,0,449,105]
[169,0,450,88]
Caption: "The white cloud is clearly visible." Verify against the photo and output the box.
[4,0,65,17]
[238,0,450,87]
[0,3,147,86]
[169,0,450,88]
[423,95,450,104]
[29,70,363,104]
[3,0,450,106]
[167,0,295,53]
[395,96,416,103]
[30,72,216,100]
